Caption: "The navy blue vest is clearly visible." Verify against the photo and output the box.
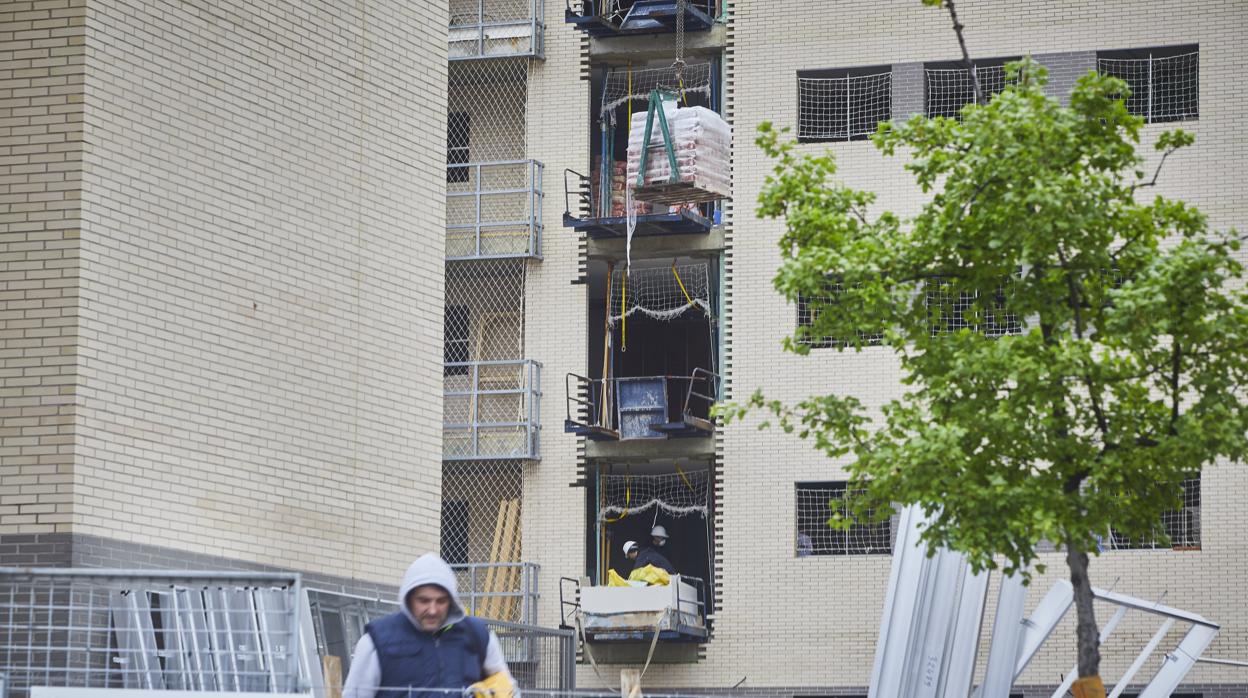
[365,612,488,698]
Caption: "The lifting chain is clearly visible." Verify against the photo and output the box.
[672,0,687,86]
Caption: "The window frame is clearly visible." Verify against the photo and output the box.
[795,480,893,557]
[1096,44,1199,124]
[797,65,893,143]
[1107,474,1202,551]
[447,111,471,183]
[922,56,1021,119]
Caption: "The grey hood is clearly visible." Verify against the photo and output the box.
[398,553,466,632]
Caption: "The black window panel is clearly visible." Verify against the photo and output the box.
[1097,45,1198,123]
[444,304,471,375]
[798,66,892,143]
[440,500,470,564]
[796,481,892,556]
[1109,474,1202,550]
[448,112,471,183]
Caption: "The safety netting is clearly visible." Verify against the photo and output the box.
[607,262,712,325]
[599,469,710,521]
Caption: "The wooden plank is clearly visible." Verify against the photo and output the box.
[322,655,343,698]
[502,498,523,621]
[496,498,521,620]
[480,500,508,619]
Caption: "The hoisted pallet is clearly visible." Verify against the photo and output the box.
[627,89,731,206]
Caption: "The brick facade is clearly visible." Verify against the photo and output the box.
[1,0,448,584]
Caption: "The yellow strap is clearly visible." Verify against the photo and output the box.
[604,472,631,523]
[672,262,696,308]
[674,464,696,494]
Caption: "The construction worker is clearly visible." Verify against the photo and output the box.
[623,525,676,574]
[342,553,517,698]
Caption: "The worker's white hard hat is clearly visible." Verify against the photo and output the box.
[623,540,638,555]
[650,525,668,539]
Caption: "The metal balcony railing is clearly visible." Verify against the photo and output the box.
[445,359,542,460]
[0,568,303,697]
[565,367,719,440]
[448,160,544,260]
[450,0,546,60]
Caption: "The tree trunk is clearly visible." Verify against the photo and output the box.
[1065,533,1105,698]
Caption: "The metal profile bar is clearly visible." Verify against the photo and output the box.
[1137,624,1220,698]
[1109,618,1175,698]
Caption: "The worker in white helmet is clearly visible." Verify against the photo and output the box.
[622,525,676,574]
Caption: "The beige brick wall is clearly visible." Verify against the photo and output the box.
[41,0,449,582]
[715,0,1247,689]
[0,0,85,536]
[519,0,1247,690]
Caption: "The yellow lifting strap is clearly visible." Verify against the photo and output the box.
[604,471,631,523]
[674,463,696,494]
[672,261,696,308]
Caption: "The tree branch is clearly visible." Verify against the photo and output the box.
[1130,145,1180,195]
[943,0,984,105]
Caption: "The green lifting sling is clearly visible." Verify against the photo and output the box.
[635,89,682,189]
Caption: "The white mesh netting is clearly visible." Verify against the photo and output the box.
[796,483,893,556]
[924,64,1010,118]
[798,71,892,142]
[602,62,713,119]
[600,469,710,521]
[1097,50,1199,124]
[607,263,712,325]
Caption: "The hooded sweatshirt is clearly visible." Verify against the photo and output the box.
[341,554,514,698]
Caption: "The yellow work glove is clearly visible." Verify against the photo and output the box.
[468,671,515,698]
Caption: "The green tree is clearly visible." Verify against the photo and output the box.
[721,54,1248,697]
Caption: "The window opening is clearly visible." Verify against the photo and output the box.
[797,66,892,143]
[448,112,471,183]
[796,481,892,555]
[925,275,1021,338]
[1097,45,1198,123]
[796,280,884,349]
[441,500,471,564]
[445,305,472,375]
[592,464,714,602]
[924,58,1019,118]
[1107,475,1201,550]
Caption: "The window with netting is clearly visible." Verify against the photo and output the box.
[924,58,1018,119]
[796,281,884,349]
[798,67,892,142]
[448,112,471,183]
[796,482,892,556]
[1097,46,1199,123]
[1107,475,1201,551]
[925,275,1022,338]
[445,305,471,376]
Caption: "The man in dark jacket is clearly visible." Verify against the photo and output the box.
[623,538,676,575]
[342,553,516,698]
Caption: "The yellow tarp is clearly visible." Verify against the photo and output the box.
[607,569,630,587]
[628,564,670,586]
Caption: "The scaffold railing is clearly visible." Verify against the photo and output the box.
[445,359,542,461]
[447,160,544,261]
[0,568,302,697]
[450,0,546,60]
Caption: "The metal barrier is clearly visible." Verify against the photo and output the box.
[447,160,544,261]
[444,360,542,460]
[0,568,302,697]
[453,563,540,626]
[450,0,546,60]
[564,370,719,441]
[301,585,573,697]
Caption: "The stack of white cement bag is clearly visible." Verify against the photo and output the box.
[626,102,731,203]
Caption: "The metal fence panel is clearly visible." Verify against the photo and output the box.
[0,569,302,698]
[302,587,572,694]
